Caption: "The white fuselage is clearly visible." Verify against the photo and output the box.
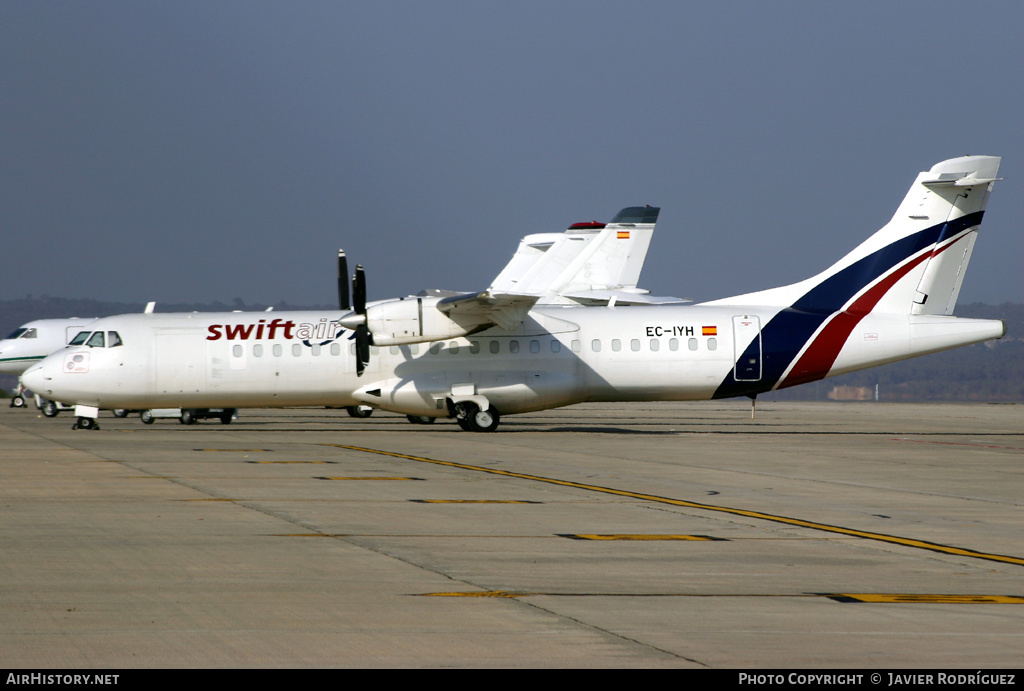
[22,304,1003,416]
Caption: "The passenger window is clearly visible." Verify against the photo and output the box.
[273,344,283,357]
[650,339,660,351]
[489,340,500,354]
[86,332,105,348]
[708,338,718,351]
[233,345,243,357]
[611,339,621,352]
[630,339,640,352]
[550,340,561,353]
[312,345,321,356]
[330,343,340,356]
[469,341,480,354]
[591,339,601,352]
[688,338,698,351]
[429,342,442,355]
[293,344,302,356]
[530,340,540,353]
[107,331,122,347]
[390,346,400,355]
[669,338,679,351]
[410,344,420,354]
[449,341,459,354]
[571,340,581,353]
[254,344,264,357]
[510,340,520,353]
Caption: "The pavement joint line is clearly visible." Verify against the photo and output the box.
[323,443,1024,568]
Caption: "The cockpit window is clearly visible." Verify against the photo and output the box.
[69,331,91,346]
[107,331,123,347]
[86,331,105,348]
[21,328,38,339]
[4,328,27,340]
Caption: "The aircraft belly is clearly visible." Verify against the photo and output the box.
[356,359,584,416]
[584,359,725,401]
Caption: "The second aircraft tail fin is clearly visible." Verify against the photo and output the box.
[489,206,684,305]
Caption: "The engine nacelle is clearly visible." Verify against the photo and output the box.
[365,296,489,346]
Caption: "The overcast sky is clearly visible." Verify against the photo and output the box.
[2,1,1021,308]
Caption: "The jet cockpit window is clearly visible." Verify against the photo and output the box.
[107,331,123,347]
[86,331,106,348]
[21,328,38,339]
[4,328,27,340]
[69,331,91,346]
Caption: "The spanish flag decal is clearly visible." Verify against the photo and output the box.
[617,230,630,239]
[702,326,717,336]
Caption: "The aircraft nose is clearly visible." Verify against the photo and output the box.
[21,362,52,396]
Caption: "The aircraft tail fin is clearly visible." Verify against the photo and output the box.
[709,156,1003,399]
[489,206,677,304]
[708,156,1001,317]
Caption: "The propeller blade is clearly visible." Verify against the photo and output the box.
[337,250,350,310]
[353,264,367,315]
[355,323,370,376]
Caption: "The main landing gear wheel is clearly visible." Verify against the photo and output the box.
[346,406,373,418]
[41,400,59,418]
[456,402,500,433]
[406,415,435,425]
[180,409,197,425]
[112,409,129,418]
[73,416,99,430]
[140,410,155,424]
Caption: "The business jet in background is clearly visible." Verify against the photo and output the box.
[24,156,1006,432]
[0,317,98,407]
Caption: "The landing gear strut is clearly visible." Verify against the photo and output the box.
[9,383,27,408]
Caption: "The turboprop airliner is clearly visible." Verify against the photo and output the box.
[24,156,1006,432]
